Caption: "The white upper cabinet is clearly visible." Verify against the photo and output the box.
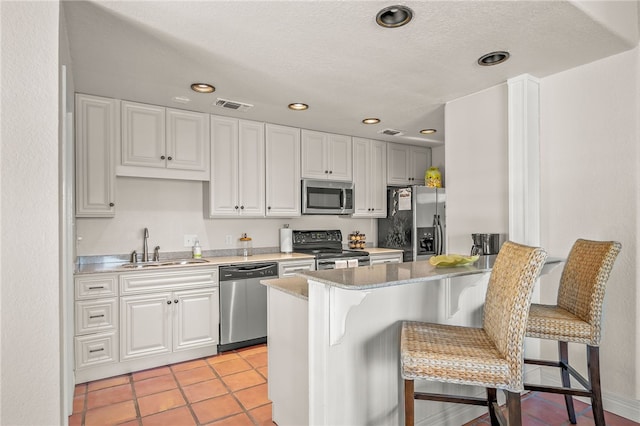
[75,94,119,217]
[265,124,301,217]
[206,116,265,218]
[118,101,209,181]
[387,143,431,185]
[301,130,352,181]
[352,138,387,217]
[166,108,210,172]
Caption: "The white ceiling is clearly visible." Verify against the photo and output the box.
[62,1,639,147]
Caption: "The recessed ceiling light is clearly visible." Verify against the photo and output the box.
[478,51,510,66]
[376,5,413,28]
[362,118,381,124]
[420,129,437,134]
[190,83,215,93]
[288,103,309,111]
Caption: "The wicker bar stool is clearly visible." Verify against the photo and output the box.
[524,239,621,426]
[401,241,547,426]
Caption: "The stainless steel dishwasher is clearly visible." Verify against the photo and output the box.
[218,262,278,351]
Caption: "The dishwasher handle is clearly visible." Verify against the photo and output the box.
[219,262,278,281]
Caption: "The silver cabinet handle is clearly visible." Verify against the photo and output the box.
[88,286,105,290]
[89,314,105,319]
[89,348,104,353]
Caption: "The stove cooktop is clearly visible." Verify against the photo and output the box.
[292,230,369,258]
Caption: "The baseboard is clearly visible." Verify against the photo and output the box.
[533,368,640,423]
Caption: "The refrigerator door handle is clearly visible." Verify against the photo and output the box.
[436,215,444,255]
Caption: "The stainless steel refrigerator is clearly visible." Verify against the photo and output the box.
[377,186,446,262]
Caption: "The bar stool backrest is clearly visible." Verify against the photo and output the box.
[482,241,548,391]
[556,239,622,346]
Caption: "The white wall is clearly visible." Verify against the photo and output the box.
[445,46,639,418]
[76,177,376,256]
[444,84,510,255]
[540,46,639,402]
[0,2,62,424]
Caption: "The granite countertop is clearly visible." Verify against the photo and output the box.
[362,247,403,255]
[299,257,564,291]
[75,252,315,275]
[260,276,308,300]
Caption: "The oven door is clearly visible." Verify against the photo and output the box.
[317,257,370,270]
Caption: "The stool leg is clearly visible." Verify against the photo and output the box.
[505,391,522,426]
[487,388,499,426]
[559,341,577,423]
[404,379,414,426]
[588,346,605,426]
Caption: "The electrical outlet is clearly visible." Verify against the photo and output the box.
[184,234,197,247]
[225,235,233,246]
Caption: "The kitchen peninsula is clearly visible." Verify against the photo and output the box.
[264,258,562,426]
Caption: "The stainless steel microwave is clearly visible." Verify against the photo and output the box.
[301,179,354,215]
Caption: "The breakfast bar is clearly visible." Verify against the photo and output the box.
[263,258,562,426]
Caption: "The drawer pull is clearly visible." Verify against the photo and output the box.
[89,348,104,353]
[89,314,105,319]
[88,286,105,290]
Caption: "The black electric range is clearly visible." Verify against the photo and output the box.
[292,230,369,270]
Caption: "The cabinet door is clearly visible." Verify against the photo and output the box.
[387,143,411,185]
[121,101,165,168]
[352,138,370,216]
[75,94,118,217]
[173,288,219,352]
[369,140,387,217]
[166,108,209,173]
[238,120,265,217]
[209,115,239,216]
[265,124,301,217]
[327,134,352,181]
[410,146,431,183]
[301,130,327,179]
[120,293,171,360]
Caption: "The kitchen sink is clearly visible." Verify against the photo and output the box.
[120,259,209,269]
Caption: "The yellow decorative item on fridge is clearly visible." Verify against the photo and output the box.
[425,167,442,188]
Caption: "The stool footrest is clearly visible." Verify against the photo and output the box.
[524,383,591,398]
[525,358,591,390]
[414,391,488,406]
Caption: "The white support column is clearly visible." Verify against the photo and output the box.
[507,74,541,246]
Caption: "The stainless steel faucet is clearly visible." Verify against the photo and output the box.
[142,228,150,262]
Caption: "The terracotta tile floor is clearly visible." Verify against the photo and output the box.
[463,391,639,426]
[70,345,274,426]
[71,344,637,425]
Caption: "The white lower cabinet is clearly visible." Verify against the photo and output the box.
[120,287,219,360]
[74,268,219,383]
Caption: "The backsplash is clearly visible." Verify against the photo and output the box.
[75,176,376,256]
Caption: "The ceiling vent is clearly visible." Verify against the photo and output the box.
[378,128,404,136]
[214,98,254,112]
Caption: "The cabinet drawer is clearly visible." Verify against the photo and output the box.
[75,332,118,369]
[75,274,118,299]
[278,260,315,277]
[120,268,218,295]
[75,298,117,335]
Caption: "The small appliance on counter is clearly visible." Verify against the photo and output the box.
[470,233,503,256]
[279,224,293,253]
